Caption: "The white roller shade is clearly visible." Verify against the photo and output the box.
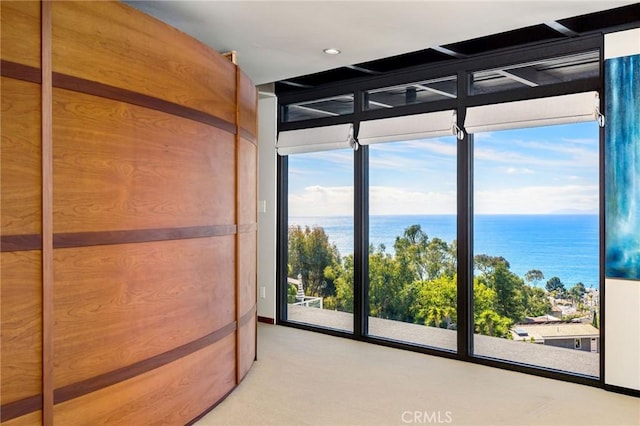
[358,110,457,145]
[277,123,354,155]
[464,91,601,134]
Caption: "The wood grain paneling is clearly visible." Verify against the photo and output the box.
[0,251,42,405]
[1,411,42,426]
[53,334,236,425]
[238,231,257,316]
[53,225,236,249]
[54,322,236,405]
[53,236,235,388]
[53,88,236,233]
[0,1,40,68]
[1,2,257,423]
[238,138,258,226]
[238,316,256,382]
[52,73,235,134]
[238,71,258,140]
[1,77,41,236]
[51,1,236,124]
[0,60,41,83]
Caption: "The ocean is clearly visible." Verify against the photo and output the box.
[289,215,600,289]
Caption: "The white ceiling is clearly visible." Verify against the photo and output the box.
[126,1,635,85]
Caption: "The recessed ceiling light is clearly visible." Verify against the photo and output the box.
[323,48,341,55]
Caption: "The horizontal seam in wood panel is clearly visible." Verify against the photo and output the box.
[0,394,43,422]
[52,72,237,135]
[53,225,237,249]
[237,223,257,234]
[0,234,43,252]
[239,127,257,142]
[257,316,275,324]
[239,305,257,327]
[0,60,42,83]
[53,321,237,405]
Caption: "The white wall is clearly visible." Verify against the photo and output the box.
[256,84,277,321]
[604,28,640,392]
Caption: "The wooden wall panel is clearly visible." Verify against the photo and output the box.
[238,71,258,139]
[52,89,235,233]
[238,232,257,316]
[53,236,235,388]
[1,411,41,426]
[238,317,256,382]
[51,1,236,125]
[1,2,257,423]
[238,138,258,226]
[1,78,41,236]
[53,334,236,425]
[0,1,40,68]
[0,251,42,405]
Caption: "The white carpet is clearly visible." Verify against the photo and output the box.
[195,324,639,426]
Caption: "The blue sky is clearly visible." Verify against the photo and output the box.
[288,121,599,216]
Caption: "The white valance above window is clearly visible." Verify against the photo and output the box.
[357,110,458,145]
[276,123,354,156]
[464,91,602,134]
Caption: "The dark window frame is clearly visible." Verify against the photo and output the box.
[276,34,606,389]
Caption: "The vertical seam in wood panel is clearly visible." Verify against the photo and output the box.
[234,66,241,384]
[254,89,259,362]
[41,1,54,425]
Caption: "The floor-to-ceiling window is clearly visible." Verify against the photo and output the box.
[276,36,603,384]
[287,148,354,332]
[360,82,460,350]
[471,121,600,376]
[367,134,457,351]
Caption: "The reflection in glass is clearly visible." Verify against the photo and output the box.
[364,76,457,110]
[471,51,599,95]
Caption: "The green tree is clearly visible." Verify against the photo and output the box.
[545,276,566,297]
[330,254,354,312]
[394,225,456,283]
[479,261,525,322]
[524,269,545,286]
[474,254,510,276]
[475,309,512,338]
[473,279,513,337]
[522,286,552,317]
[288,225,340,298]
[426,237,457,280]
[394,224,429,282]
[369,245,408,321]
[569,282,586,305]
[411,275,457,328]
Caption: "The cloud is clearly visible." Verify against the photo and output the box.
[289,185,354,217]
[504,167,534,175]
[289,185,457,216]
[475,184,599,214]
[289,183,598,216]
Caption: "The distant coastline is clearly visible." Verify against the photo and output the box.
[289,214,600,289]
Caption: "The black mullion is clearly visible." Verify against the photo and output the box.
[276,154,289,323]
[354,86,369,336]
[597,36,606,385]
[457,69,472,359]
